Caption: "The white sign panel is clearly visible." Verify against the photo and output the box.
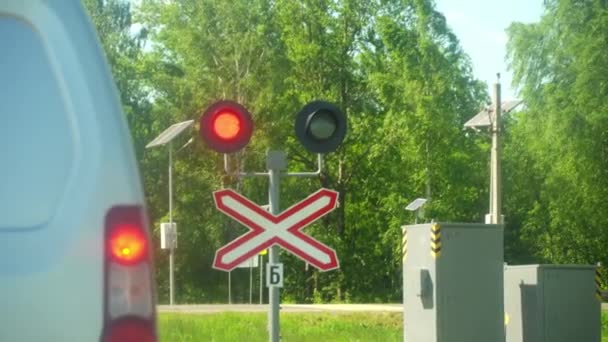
[212,189,340,272]
[160,222,177,249]
[266,263,283,288]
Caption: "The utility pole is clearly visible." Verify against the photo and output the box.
[464,74,522,225]
[489,74,502,224]
[168,143,175,305]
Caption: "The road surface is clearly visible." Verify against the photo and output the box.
[158,303,607,314]
[158,304,403,314]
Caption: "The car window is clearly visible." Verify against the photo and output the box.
[0,16,74,230]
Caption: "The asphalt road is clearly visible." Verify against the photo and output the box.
[157,303,608,314]
[158,304,403,314]
[158,303,608,314]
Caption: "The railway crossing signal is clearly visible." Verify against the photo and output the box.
[199,100,253,153]
[199,100,347,155]
[212,188,340,272]
[198,99,347,342]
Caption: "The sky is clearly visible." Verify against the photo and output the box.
[434,0,544,100]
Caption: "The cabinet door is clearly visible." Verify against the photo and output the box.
[543,268,600,342]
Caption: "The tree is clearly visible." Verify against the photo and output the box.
[83,0,153,157]
[505,0,608,267]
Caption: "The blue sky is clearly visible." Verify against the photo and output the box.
[434,0,544,100]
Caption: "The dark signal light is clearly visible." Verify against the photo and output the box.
[199,101,253,153]
[295,101,347,153]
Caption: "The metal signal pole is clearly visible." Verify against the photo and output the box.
[225,151,324,342]
[490,76,502,224]
[267,152,282,342]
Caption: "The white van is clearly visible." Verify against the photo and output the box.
[0,1,157,341]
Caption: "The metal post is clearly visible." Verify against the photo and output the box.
[268,152,282,342]
[226,150,318,340]
[490,77,502,224]
[259,254,263,304]
[168,143,175,306]
[228,271,232,304]
[146,120,193,306]
[249,259,253,304]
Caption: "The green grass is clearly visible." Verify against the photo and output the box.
[158,312,402,342]
[159,311,608,342]
[603,310,608,342]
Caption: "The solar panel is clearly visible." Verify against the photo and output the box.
[464,100,522,129]
[405,198,427,211]
[146,120,194,148]
[464,108,492,128]
[501,100,523,113]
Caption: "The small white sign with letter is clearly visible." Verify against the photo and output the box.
[266,263,283,288]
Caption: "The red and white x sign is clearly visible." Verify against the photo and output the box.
[212,188,340,272]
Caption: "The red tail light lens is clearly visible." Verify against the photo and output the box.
[105,318,155,342]
[109,224,147,265]
[103,206,157,342]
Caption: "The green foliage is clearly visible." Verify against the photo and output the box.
[86,0,490,303]
[505,0,608,268]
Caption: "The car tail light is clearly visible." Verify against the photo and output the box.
[101,206,157,342]
[109,224,148,265]
[104,318,155,342]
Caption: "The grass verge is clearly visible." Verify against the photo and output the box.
[603,310,608,342]
[158,312,401,342]
[159,310,608,341]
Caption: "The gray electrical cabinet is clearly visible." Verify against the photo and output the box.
[504,264,601,342]
[402,223,504,342]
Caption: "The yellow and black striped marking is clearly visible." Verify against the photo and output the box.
[430,224,441,259]
[402,229,408,261]
[596,268,603,302]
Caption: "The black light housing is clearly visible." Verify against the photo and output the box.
[295,101,347,153]
[199,100,253,153]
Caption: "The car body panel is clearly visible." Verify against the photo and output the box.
[0,1,149,341]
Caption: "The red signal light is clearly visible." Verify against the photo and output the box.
[109,224,147,265]
[199,100,253,153]
[213,111,241,140]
